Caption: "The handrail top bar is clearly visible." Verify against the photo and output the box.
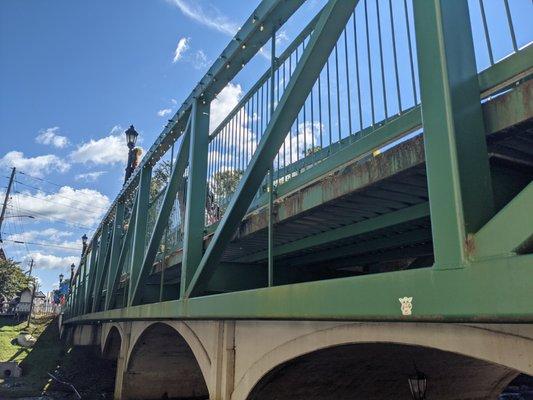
[84,0,307,253]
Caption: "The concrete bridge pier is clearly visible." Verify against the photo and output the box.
[69,321,533,399]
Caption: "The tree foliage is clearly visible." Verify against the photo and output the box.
[211,170,243,201]
[0,258,32,300]
[150,160,172,198]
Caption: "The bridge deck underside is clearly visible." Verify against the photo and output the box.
[142,83,532,297]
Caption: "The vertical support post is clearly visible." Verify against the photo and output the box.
[105,202,125,310]
[413,0,493,268]
[268,30,276,287]
[91,223,110,312]
[180,99,210,298]
[127,166,152,305]
[83,247,97,314]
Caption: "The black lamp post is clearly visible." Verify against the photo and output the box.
[408,369,427,400]
[124,125,139,184]
[81,234,88,254]
[59,273,64,284]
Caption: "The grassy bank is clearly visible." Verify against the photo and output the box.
[0,316,64,397]
[0,316,115,399]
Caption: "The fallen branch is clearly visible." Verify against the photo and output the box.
[47,372,82,399]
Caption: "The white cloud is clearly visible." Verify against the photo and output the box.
[35,127,69,148]
[168,0,238,36]
[210,83,243,132]
[3,186,110,227]
[74,171,106,182]
[24,252,79,271]
[173,37,190,63]
[8,228,73,243]
[157,108,173,117]
[0,151,70,177]
[69,126,129,165]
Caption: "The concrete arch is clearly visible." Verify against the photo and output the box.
[125,320,211,384]
[233,322,533,400]
[123,321,210,400]
[101,325,123,360]
[100,323,124,356]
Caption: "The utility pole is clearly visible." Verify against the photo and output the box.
[0,167,16,243]
[26,258,35,328]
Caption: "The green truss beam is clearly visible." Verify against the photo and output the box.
[91,223,111,312]
[413,0,494,269]
[185,0,359,298]
[131,116,191,305]
[105,192,138,311]
[474,182,533,260]
[104,202,125,310]
[180,99,210,298]
[127,166,152,306]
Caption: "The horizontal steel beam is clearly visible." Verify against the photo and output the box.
[65,253,533,323]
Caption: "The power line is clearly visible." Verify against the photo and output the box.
[13,190,104,215]
[6,204,96,231]
[13,179,109,212]
[2,238,81,251]
[18,170,70,189]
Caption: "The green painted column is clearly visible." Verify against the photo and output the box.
[91,223,111,312]
[180,98,210,298]
[83,248,97,314]
[413,0,494,268]
[127,166,152,305]
[104,202,125,310]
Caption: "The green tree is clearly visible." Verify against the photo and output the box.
[150,160,172,198]
[211,169,243,202]
[0,258,32,300]
[303,145,322,157]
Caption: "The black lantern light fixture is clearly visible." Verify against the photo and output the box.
[408,368,427,400]
[59,273,64,284]
[125,124,139,148]
[124,125,139,184]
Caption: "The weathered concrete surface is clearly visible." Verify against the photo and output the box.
[69,320,533,399]
[0,361,22,378]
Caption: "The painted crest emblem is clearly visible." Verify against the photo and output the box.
[399,297,413,316]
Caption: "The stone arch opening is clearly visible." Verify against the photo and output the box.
[102,325,122,360]
[123,322,209,400]
[246,343,519,400]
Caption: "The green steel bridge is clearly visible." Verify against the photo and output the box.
[63,0,533,327]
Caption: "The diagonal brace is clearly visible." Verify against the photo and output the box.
[130,116,191,305]
[185,0,359,298]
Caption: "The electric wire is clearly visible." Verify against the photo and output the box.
[12,179,108,212]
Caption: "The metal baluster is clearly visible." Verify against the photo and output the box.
[344,28,353,136]
[389,0,402,113]
[503,0,518,52]
[353,11,363,131]
[404,0,418,104]
[376,0,388,119]
[365,0,376,125]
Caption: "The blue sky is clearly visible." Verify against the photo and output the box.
[0,0,531,294]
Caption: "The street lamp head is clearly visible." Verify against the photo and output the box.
[408,369,427,400]
[81,234,88,245]
[71,263,75,273]
[125,125,139,148]
[59,273,64,283]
